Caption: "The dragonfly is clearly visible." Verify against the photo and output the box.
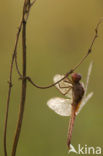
[47,62,93,149]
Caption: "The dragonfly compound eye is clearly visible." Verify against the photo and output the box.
[71,73,81,83]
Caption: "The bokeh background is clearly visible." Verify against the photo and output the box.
[0,0,103,156]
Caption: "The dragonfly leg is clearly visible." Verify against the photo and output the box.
[58,84,72,96]
[63,87,72,96]
[64,78,73,84]
[58,83,70,89]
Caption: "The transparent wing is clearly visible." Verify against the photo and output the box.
[76,62,93,115]
[76,92,93,115]
[53,74,73,98]
[47,97,72,116]
[84,62,93,97]
[81,82,85,89]
[84,92,93,104]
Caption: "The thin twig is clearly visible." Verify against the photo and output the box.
[72,19,103,72]
[11,0,36,155]
[14,0,37,77]
[20,19,103,89]
[3,20,23,156]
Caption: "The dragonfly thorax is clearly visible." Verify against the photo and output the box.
[71,73,81,83]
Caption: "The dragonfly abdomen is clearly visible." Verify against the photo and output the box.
[67,105,76,149]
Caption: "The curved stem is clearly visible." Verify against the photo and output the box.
[18,19,102,89]
[3,20,23,156]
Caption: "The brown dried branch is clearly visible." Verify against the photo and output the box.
[11,0,36,156]
[4,0,36,156]
[21,19,103,89]
[3,19,23,156]
[11,20,27,156]
[14,0,37,78]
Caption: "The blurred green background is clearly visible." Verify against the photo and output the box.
[0,0,103,156]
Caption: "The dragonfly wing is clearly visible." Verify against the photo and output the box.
[84,92,93,104]
[77,62,93,115]
[81,82,85,89]
[53,74,73,98]
[76,92,93,115]
[84,62,93,97]
[47,97,72,116]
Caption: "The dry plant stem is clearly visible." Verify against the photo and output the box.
[4,20,23,156]
[11,20,27,156]
[11,0,36,155]
[14,0,36,77]
[24,19,102,89]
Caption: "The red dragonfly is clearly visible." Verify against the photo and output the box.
[47,62,93,149]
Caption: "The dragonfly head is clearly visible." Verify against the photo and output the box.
[71,73,81,83]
